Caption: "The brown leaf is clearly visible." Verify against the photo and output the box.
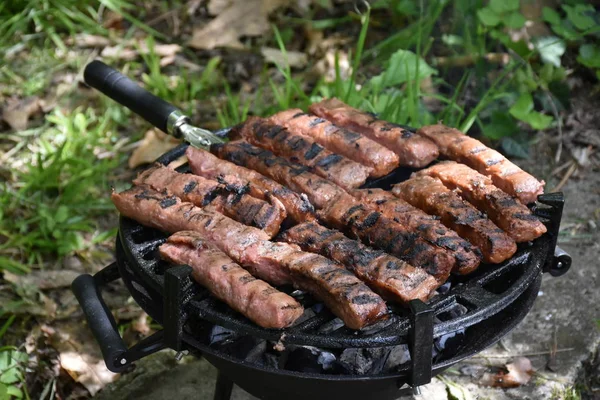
[3,269,80,290]
[261,47,308,68]
[43,322,117,395]
[67,33,112,48]
[481,357,534,388]
[131,312,151,335]
[129,129,181,168]
[188,0,291,50]
[2,96,42,130]
[101,40,182,61]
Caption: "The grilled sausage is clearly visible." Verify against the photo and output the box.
[238,116,371,189]
[211,140,455,280]
[319,194,455,281]
[111,185,289,284]
[186,147,316,223]
[416,125,544,204]
[134,164,285,237]
[160,234,303,328]
[352,188,482,274]
[270,109,400,177]
[393,176,517,264]
[166,232,387,330]
[280,222,440,302]
[113,186,386,329]
[415,161,547,242]
[309,98,439,168]
[211,140,347,209]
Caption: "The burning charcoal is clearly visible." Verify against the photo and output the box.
[338,347,391,375]
[312,303,325,314]
[285,346,337,373]
[384,344,411,371]
[437,281,452,294]
[317,348,336,371]
[291,308,317,326]
[245,341,267,363]
[357,316,395,336]
[436,303,468,322]
[209,325,263,358]
[433,329,466,362]
[263,352,280,370]
[209,325,238,345]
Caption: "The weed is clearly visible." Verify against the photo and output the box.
[0,316,29,399]
[551,385,582,400]
[0,106,126,268]
[0,0,161,52]
[139,37,222,114]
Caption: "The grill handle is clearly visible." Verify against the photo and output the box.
[72,272,129,373]
[84,60,176,134]
[83,60,223,148]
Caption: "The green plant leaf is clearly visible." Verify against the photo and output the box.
[577,43,600,68]
[563,4,596,31]
[439,376,474,400]
[490,0,519,13]
[483,112,518,140]
[535,36,566,67]
[509,93,534,120]
[551,20,580,40]
[0,257,30,275]
[501,137,529,159]
[477,7,501,27]
[523,111,554,130]
[542,7,561,26]
[506,12,526,28]
[369,49,437,89]
[7,384,23,399]
[0,383,7,399]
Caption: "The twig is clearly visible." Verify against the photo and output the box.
[551,160,574,176]
[433,53,510,68]
[551,161,577,192]
[468,348,575,359]
[146,9,178,27]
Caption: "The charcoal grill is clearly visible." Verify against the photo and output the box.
[72,62,572,400]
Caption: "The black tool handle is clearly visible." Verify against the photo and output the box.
[84,60,178,134]
[72,272,128,373]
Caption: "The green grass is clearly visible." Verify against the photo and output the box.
[0,105,126,268]
[0,0,162,52]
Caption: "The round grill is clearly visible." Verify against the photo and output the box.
[117,141,555,348]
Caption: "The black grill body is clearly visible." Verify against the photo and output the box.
[72,140,571,400]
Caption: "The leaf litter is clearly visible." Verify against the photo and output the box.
[188,0,291,50]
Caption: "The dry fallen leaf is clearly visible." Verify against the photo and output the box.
[3,269,80,290]
[67,33,111,48]
[101,40,182,61]
[129,129,181,168]
[188,0,291,50]
[261,47,308,69]
[313,49,351,83]
[131,312,151,335]
[481,357,534,388]
[2,96,42,130]
[43,322,117,395]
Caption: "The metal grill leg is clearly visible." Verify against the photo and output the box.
[214,371,234,400]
